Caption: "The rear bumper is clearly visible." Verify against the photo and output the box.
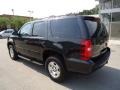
[66,47,111,74]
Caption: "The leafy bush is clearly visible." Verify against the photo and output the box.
[0,17,10,30]
[10,17,29,30]
[0,16,29,31]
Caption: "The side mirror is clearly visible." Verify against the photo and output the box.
[12,31,19,36]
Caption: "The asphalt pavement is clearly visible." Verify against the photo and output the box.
[0,39,120,90]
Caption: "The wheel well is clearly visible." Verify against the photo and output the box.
[43,50,66,68]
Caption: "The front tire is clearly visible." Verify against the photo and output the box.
[8,45,18,60]
[45,56,66,83]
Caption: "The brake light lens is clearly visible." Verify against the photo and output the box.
[80,40,92,61]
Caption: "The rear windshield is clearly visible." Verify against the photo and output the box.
[51,17,84,38]
[84,17,108,38]
[85,20,97,37]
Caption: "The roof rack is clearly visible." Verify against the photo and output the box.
[36,14,78,20]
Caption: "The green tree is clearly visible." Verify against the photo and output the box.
[10,17,29,30]
[66,5,99,16]
[0,16,29,31]
[79,5,99,15]
[0,17,10,30]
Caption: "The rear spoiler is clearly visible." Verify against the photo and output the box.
[83,16,100,22]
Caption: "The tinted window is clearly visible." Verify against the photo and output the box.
[19,23,32,36]
[51,18,81,38]
[5,31,9,33]
[85,20,97,37]
[85,19,108,37]
[5,31,13,33]
[98,23,109,38]
[33,22,46,37]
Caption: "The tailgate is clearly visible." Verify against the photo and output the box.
[84,16,109,57]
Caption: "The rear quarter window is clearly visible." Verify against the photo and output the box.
[51,18,82,38]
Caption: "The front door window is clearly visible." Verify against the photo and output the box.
[19,23,32,36]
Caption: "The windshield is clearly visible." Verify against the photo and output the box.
[97,23,109,38]
[85,20,97,37]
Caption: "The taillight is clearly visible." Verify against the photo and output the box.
[80,40,92,61]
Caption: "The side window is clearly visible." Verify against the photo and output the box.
[51,18,81,38]
[19,23,32,36]
[5,31,12,33]
[4,31,8,33]
[33,21,47,37]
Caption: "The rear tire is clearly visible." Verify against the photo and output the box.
[8,45,18,60]
[45,56,66,83]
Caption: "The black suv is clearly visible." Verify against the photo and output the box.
[7,15,110,82]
